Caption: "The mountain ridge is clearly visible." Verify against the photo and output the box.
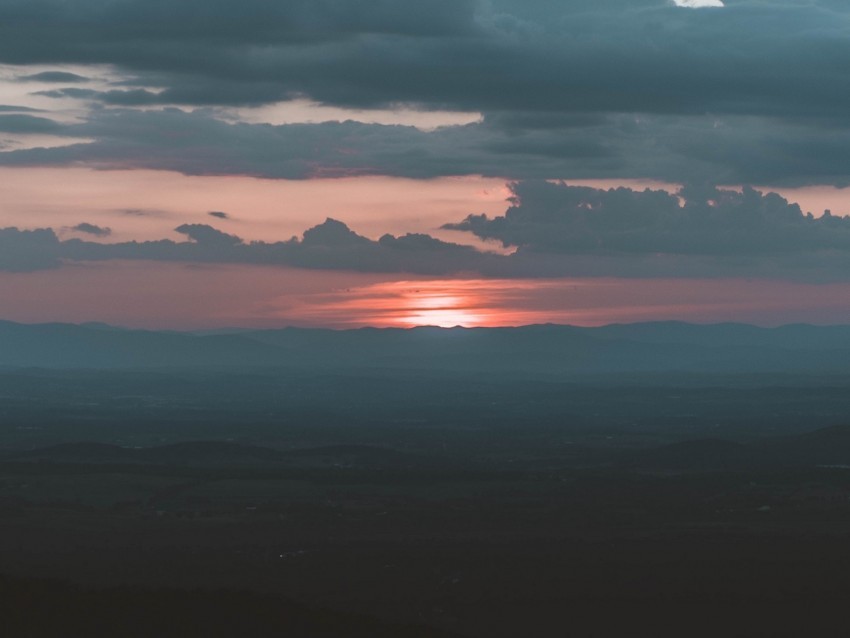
[4,320,850,373]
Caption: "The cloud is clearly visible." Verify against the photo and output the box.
[2,2,850,186]
[3,183,850,282]
[445,181,850,257]
[33,87,101,100]
[175,223,241,247]
[3,106,850,187]
[0,228,62,271]
[18,71,90,83]
[0,105,42,113]
[116,208,171,218]
[0,109,491,179]
[0,219,492,276]
[0,0,841,120]
[0,114,64,134]
[70,222,111,237]
[208,211,230,220]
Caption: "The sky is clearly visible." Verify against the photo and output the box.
[2,0,850,329]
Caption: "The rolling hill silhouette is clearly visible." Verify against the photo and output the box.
[5,441,438,470]
[4,320,850,374]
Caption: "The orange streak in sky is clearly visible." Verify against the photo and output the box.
[280,279,585,328]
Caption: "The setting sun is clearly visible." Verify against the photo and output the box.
[391,286,482,327]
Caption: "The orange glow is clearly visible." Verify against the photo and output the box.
[268,276,850,329]
[278,279,588,328]
[394,291,480,327]
[4,265,850,330]
[390,288,482,327]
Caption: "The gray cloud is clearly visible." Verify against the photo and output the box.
[208,211,230,220]
[70,223,111,237]
[175,223,241,247]
[0,109,483,179]
[0,107,688,179]
[0,105,43,113]
[4,107,850,186]
[0,0,844,121]
[3,183,850,282]
[116,208,171,218]
[0,219,492,275]
[0,228,62,271]
[445,181,850,256]
[0,114,63,134]
[1,2,850,186]
[18,71,90,83]
[33,87,101,100]
[58,219,493,275]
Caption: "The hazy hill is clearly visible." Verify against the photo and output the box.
[5,441,436,470]
[0,320,286,369]
[6,441,282,466]
[3,320,850,374]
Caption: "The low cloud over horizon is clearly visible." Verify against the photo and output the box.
[3,183,850,283]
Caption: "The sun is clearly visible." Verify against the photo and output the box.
[395,290,484,327]
[396,307,484,328]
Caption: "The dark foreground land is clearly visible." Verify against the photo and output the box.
[4,323,850,636]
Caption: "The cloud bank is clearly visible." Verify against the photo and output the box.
[5,107,850,186]
[445,182,850,256]
[2,2,850,187]
[2,183,850,282]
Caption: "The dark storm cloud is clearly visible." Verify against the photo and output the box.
[70,222,111,237]
[0,0,477,72]
[0,0,844,120]
[18,71,90,83]
[1,1,850,185]
[3,183,850,281]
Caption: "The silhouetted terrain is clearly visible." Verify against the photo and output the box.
[4,322,850,636]
[5,320,850,373]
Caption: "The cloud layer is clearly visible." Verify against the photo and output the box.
[5,107,850,186]
[2,2,850,186]
[2,183,850,282]
[445,182,850,256]
[0,0,841,118]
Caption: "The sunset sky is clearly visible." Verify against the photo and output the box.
[3,0,850,328]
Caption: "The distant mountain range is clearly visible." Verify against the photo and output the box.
[2,440,445,471]
[10,424,850,472]
[3,320,850,374]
